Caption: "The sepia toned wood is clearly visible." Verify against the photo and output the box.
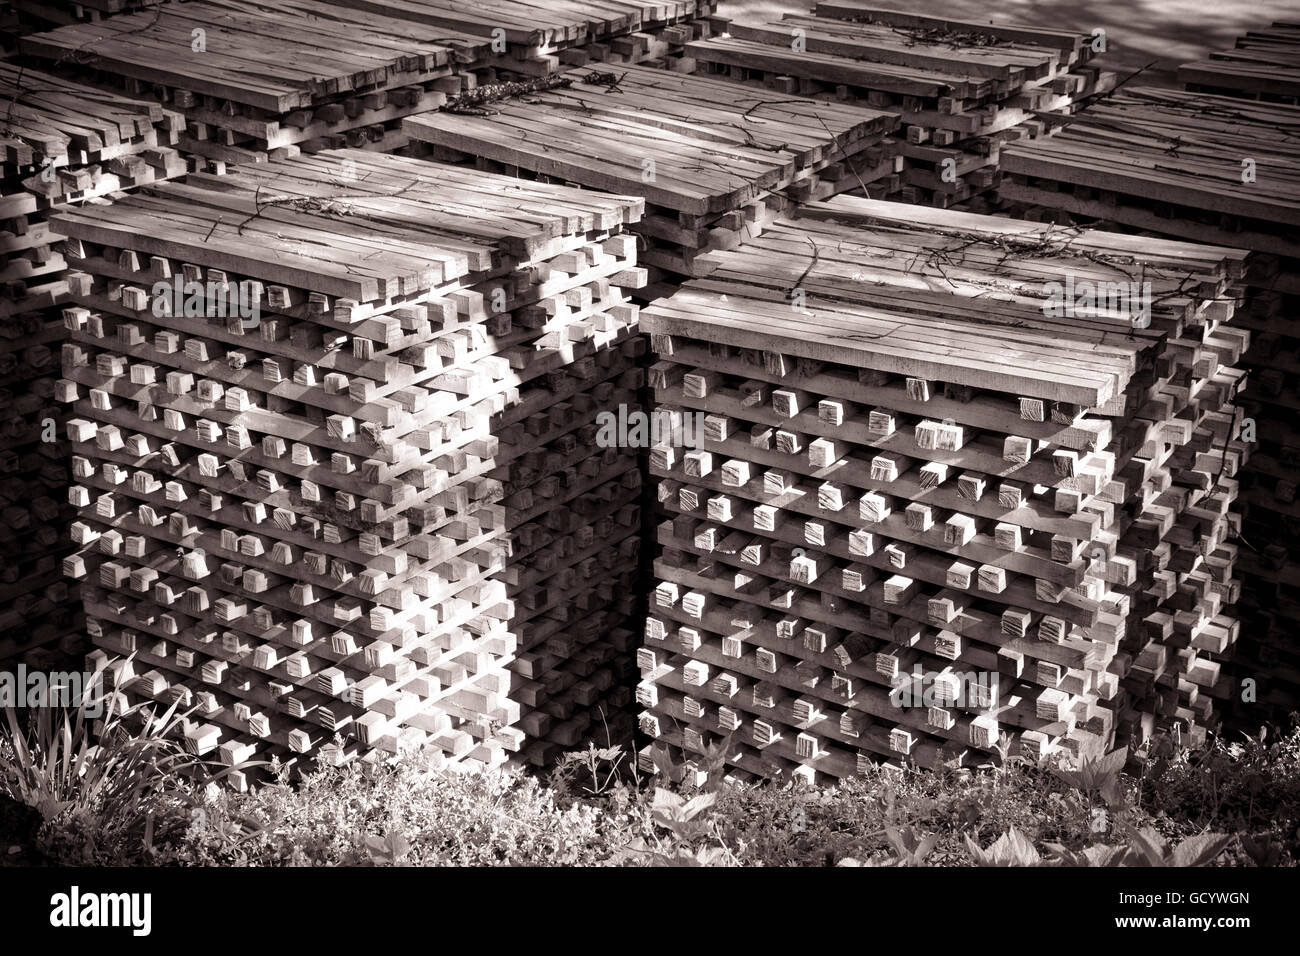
[1179,21,1300,102]
[635,196,1246,783]
[656,7,1112,210]
[1000,56,1300,727]
[0,64,184,667]
[404,63,899,277]
[17,0,721,165]
[56,150,647,772]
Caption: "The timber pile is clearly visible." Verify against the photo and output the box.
[52,150,647,780]
[0,62,184,666]
[1177,28,1300,719]
[17,0,721,166]
[315,0,721,73]
[1179,21,1300,103]
[402,63,899,279]
[635,196,1249,785]
[17,0,495,166]
[674,4,1114,209]
[999,83,1300,722]
[999,88,1300,257]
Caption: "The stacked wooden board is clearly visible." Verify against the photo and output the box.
[17,0,721,166]
[52,150,648,779]
[0,62,184,666]
[635,195,1250,785]
[999,82,1300,723]
[315,0,721,73]
[1178,32,1300,721]
[403,63,899,279]
[1179,21,1300,103]
[17,0,497,166]
[670,4,1114,209]
[999,88,1300,258]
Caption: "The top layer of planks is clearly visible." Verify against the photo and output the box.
[49,150,644,303]
[641,195,1247,408]
[1000,87,1300,255]
[315,0,716,55]
[19,0,719,116]
[687,8,1091,102]
[811,2,1092,61]
[1179,21,1300,101]
[403,63,898,215]
[19,0,491,114]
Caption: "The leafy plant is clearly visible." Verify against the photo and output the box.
[159,754,613,867]
[17,705,1294,868]
[651,788,716,841]
[363,831,412,866]
[612,787,738,866]
[1038,826,1234,867]
[692,734,734,793]
[965,827,1043,866]
[1134,720,1300,864]
[884,825,939,865]
[1052,747,1128,810]
[1239,834,1284,867]
[0,659,251,863]
[1041,842,1130,867]
[1117,825,1234,867]
[549,742,628,799]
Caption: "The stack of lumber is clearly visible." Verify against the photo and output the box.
[999,88,1300,257]
[17,0,721,166]
[316,0,721,73]
[0,62,184,665]
[634,195,1250,785]
[17,0,496,166]
[672,4,1114,209]
[1176,29,1300,719]
[999,82,1300,722]
[52,150,648,779]
[403,63,899,279]
[1179,21,1300,103]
